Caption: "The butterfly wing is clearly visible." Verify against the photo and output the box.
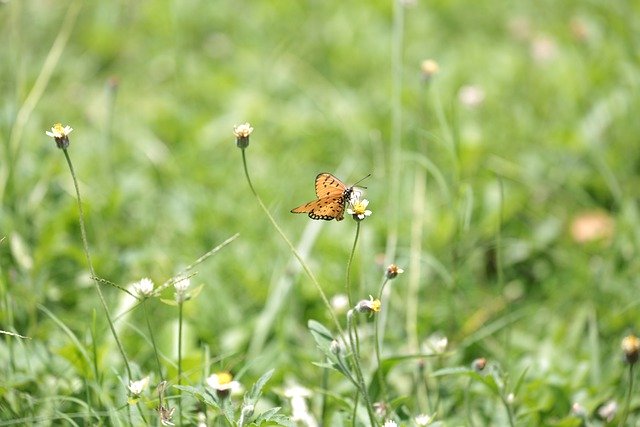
[291,173,349,221]
[315,173,347,198]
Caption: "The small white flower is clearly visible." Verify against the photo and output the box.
[383,421,398,427]
[233,122,253,138]
[173,277,191,293]
[128,376,149,396]
[45,123,73,149]
[330,293,349,313]
[415,413,435,426]
[424,334,448,354]
[458,85,485,108]
[206,372,241,393]
[284,386,317,427]
[134,278,154,297]
[346,198,372,221]
[45,123,73,139]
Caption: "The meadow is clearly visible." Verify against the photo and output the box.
[1,0,640,425]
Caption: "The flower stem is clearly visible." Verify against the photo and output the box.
[178,301,184,427]
[143,299,164,381]
[345,222,361,308]
[240,149,344,336]
[618,363,635,427]
[374,277,390,403]
[62,149,131,379]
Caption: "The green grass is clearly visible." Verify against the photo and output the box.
[2,0,640,425]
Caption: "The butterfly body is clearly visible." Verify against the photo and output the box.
[291,173,354,221]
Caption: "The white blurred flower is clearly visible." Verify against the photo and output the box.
[128,376,149,396]
[383,421,398,427]
[458,85,485,108]
[134,278,154,297]
[331,294,349,313]
[415,413,435,425]
[285,385,317,427]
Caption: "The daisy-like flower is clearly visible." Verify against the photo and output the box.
[234,122,253,149]
[383,420,397,427]
[45,123,73,149]
[206,372,242,398]
[346,198,372,221]
[385,264,404,279]
[622,335,640,365]
[128,376,149,396]
[133,278,155,298]
[355,295,381,314]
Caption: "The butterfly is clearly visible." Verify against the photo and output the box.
[291,173,369,221]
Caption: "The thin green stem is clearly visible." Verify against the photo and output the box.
[347,312,377,427]
[346,222,361,308]
[178,302,183,427]
[240,149,344,337]
[143,299,164,381]
[385,0,405,265]
[62,148,131,379]
[618,363,635,427]
[374,278,390,403]
[500,393,516,427]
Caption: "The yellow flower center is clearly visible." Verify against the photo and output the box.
[217,372,233,385]
[371,299,381,312]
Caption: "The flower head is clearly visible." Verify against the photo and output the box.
[597,400,617,422]
[206,372,242,398]
[420,59,439,81]
[385,264,404,279]
[128,376,149,396]
[415,413,435,426]
[133,278,155,298]
[173,277,191,303]
[331,293,349,314]
[471,357,487,372]
[355,295,381,315]
[346,198,372,221]
[45,123,73,149]
[234,122,253,149]
[622,335,640,364]
[383,421,397,427]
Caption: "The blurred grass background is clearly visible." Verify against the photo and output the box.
[1,0,640,424]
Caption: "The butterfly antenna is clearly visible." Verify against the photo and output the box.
[352,173,371,189]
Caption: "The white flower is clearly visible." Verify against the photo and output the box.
[45,123,73,149]
[285,385,317,427]
[133,278,154,297]
[346,198,372,221]
[330,293,349,313]
[424,334,448,354]
[128,376,149,396]
[458,85,485,108]
[45,123,73,139]
[206,372,241,393]
[173,277,191,293]
[233,122,253,138]
[383,421,397,427]
[415,413,435,426]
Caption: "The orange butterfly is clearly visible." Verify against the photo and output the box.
[291,173,369,221]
